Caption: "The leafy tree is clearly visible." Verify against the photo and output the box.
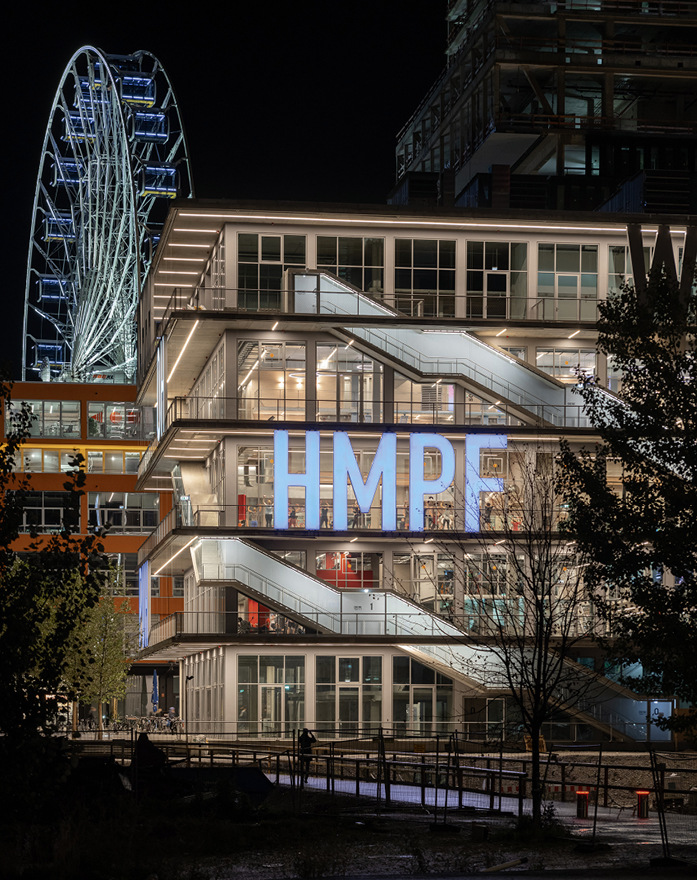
[62,571,135,738]
[0,379,108,742]
[559,270,697,732]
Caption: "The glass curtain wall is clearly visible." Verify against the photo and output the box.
[395,238,456,317]
[316,344,382,423]
[238,341,306,421]
[466,241,528,319]
[316,655,382,736]
[317,236,384,295]
[237,655,305,736]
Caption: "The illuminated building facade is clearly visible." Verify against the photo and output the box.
[134,200,679,741]
[1,381,177,715]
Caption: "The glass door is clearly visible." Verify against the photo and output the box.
[338,686,359,735]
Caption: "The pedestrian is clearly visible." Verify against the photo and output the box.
[298,727,316,782]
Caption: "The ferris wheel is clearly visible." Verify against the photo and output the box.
[22,46,194,382]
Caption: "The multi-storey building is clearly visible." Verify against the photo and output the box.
[1,381,178,716]
[134,199,680,742]
[394,1,697,211]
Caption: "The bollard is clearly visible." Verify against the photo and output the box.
[637,790,650,819]
[576,790,589,819]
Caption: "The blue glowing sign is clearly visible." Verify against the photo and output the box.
[273,430,505,533]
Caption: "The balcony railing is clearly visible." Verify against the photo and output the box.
[148,600,603,646]
[160,394,544,427]
[157,286,601,324]
[139,499,571,536]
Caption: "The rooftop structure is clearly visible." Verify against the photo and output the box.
[394,1,697,211]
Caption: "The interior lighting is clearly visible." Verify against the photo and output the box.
[350,537,358,543]
[156,270,200,276]
[424,538,434,544]
[239,357,261,389]
[495,539,506,545]
[169,446,215,451]
[153,536,197,576]
[272,321,279,331]
[162,257,207,263]
[167,320,199,383]
[169,243,211,248]
[495,328,507,337]
[568,330,581,339]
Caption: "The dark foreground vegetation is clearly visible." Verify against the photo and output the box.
[0,755,584,880]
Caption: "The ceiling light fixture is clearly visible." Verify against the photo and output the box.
[167,319,199,383]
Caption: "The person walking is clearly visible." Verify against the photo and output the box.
[298,727,316,782]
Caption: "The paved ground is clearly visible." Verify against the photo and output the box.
[292,770,697,851]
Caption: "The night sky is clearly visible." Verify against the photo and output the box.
[2,1,445,380]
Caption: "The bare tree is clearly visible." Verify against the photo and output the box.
[436,443,602,825]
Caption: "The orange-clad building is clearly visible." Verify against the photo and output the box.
[2,380,181,717]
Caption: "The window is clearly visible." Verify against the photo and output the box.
[500,345,526,361]
[394,373,456,425]
[20,448,80,473]
[536,243,597,320]
[317,236,384,295]
[237,655,305,736]
[535,347,596,383]
[316,343,382,423]
[110,553,139,597]
[190,338,226,420]
[88,403,140,439]
[237,444,274,526]
[466,241,527,319]
[395,238,456,317]
[20,491,78,533]
[17,400,80,438]
[392,552,454,614]
[392,656,452,735]
[238,233,306,310]
[238,341,305,421]
[608,244,652,295]
[315,656,382,735]
[86,450,142,474]
[271,550,307,569]
[88,492,159,533]
[315,552,382,589]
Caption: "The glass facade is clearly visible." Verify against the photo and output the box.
[21,400,80,438]
[238,233,306,309]
[237,654,305,736]
[466,241,527,319]
[317,236,384,294]
[395,238,456,317]
[238,341,305,421]
[392,657,453,735]
[88,491,159,533]
[536,243,597,321]
[88,402,140,438]
[316,655,382,735]
[20,490,78,532]
[316,344,382,423]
